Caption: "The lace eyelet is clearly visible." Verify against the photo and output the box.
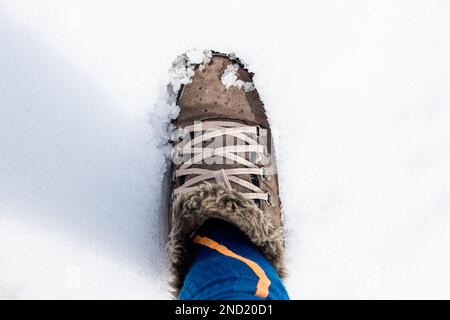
[262,167,272,181]
[265,192,276,207]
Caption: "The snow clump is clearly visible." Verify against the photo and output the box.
[221,63,255,92]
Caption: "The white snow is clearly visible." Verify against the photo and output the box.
[1,0,450,299]
[168,49,212,94]
[221,64,255,92]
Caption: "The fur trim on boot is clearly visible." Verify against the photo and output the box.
[168,183,286,297]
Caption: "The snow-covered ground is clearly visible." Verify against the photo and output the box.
[1,0,450,299]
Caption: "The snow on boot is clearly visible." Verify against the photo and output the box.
[167,51,286,295]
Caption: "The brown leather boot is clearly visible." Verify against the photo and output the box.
[167,51,286,295]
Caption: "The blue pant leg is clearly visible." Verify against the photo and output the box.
[179,219,289,300]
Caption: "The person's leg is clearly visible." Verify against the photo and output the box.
[179,219,289,300]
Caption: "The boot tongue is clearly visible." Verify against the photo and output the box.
[185,126,257,193]
[172,120,266,198]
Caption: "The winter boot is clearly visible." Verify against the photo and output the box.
[167,51,286,295]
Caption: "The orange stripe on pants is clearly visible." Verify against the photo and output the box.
[193,235,271,298]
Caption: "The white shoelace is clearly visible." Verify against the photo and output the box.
[172,121,271,201]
